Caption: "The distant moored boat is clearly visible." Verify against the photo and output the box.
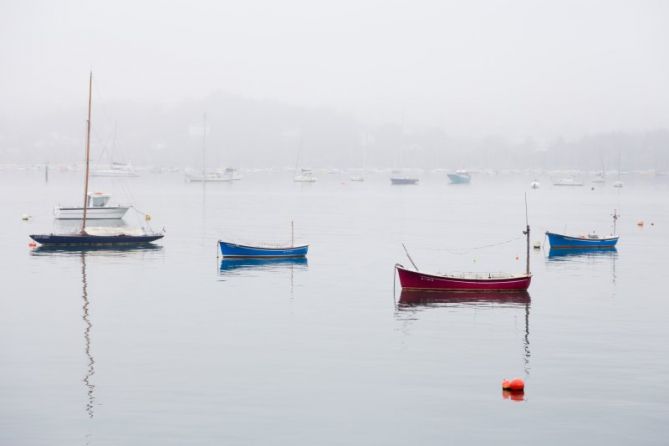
[447,170,471,184]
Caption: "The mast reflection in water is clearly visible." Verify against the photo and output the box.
[80,251,95,418]
[397,289,532,375]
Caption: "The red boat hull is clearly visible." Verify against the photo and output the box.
[396,265,531,291]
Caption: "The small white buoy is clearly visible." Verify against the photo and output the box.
[21,214,31,221]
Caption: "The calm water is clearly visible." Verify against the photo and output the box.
[1,169,668,445]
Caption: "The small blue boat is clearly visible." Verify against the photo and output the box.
[545,232,618,249]
[218,241,308,258]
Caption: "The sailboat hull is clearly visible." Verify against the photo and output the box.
[30,233,164,246]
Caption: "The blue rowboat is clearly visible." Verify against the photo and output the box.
[218,241,308,258]
[545,231,618,249]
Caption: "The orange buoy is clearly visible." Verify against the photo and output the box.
[502,378,525,391]
[28,242,37,248]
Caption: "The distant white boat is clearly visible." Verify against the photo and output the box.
[55,192,129,220]
[186,168,241,183]
[530,180,540,189]
[349,175,365,182]
[553,178,584,187]
[294,168,317,183]
[613,180,624,188]
[91,162,139,177]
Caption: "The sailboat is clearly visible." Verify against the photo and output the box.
[29,72,164,246]
[292,133,318,183]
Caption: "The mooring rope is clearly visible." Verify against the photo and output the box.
[422,235,523,255]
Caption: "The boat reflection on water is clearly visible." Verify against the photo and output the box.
[547,247,618,283]
[79,251,95,419]
[397,289,532,392]
[219,257,308,275]
[31,244,163,256]
[398,289,530,308]
[30,245,163,419]
[548,247,618,259]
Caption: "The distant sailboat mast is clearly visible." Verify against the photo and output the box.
[81,71,93,234]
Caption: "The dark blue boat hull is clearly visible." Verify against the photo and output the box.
[545,231,618,249]
[30,233,164,246]
[218,241,308,258]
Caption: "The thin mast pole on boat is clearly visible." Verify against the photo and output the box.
[81,71,93,234]
[613,209,619,235]
[291,220,294,247]
[524,193,530,275]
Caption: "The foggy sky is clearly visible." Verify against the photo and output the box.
[2,0,668,141]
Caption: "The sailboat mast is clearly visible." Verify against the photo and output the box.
[81,72,93,234]
[524,193,531,275]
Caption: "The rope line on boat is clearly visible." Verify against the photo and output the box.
[424,235,523,255]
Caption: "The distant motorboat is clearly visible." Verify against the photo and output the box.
[349,175,365,182]
[294,168,317,182]
[91,162,139,178]
[447,170,471,184]
[55,192,129,220]
[613,180,624,188]
[553,178,584,187]
[390,170,419,185]
[530,180,540,189]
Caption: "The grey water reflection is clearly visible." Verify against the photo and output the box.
[219,257,309,295]
[397,290,532,374]
[218,257,308,275]
[80,251,95,419]
[30,245,163,420]
[547,247,618,283]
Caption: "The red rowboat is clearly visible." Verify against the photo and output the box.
[395,264,532,291]
[396,201,533,292]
